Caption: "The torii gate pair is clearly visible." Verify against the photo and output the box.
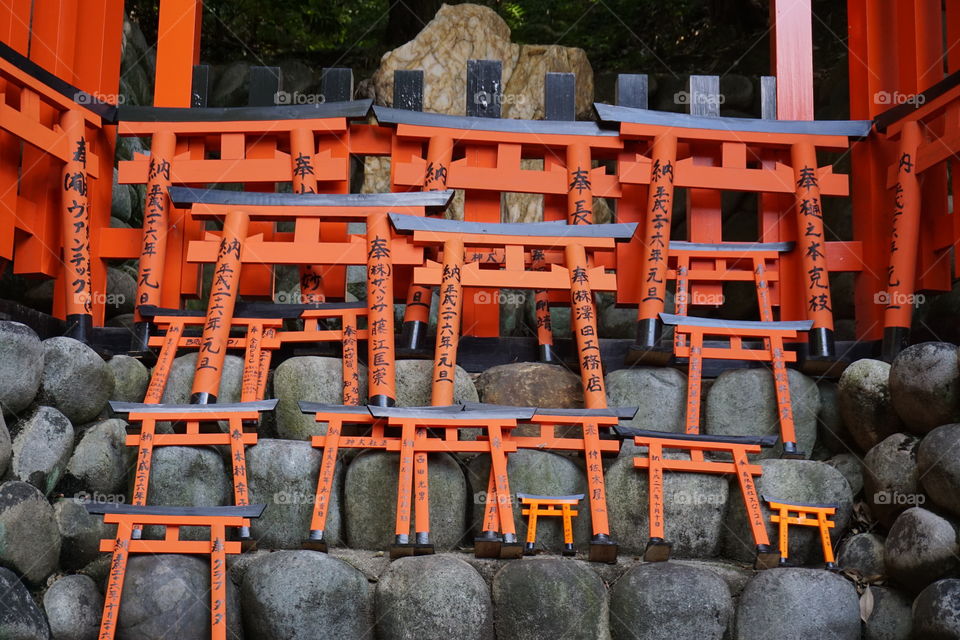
[167,187,453,406]
[373,106,623,356]
[298,402,532,558]
[86,502,264,640]
[595,103,870,372]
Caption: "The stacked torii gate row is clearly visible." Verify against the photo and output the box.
[593,103,871,372]
[166,187,454,406]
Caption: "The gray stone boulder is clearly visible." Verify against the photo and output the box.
[104,267,135,317]
[273,356,368,440]
[247,439,342,548]
[345,451,466,551]
[10,406,74,495]
[837,358,904,450]
[0,413,12,479]
[605,367,686,433]
[43,574,102,640]
[705,368,819,459]
[817,380,853,454]
[884,507,959,592]
[722,460,853,565]
[734,569,860,640]
[241,550,372,639]
[863,433,922,526]
[837,532,886,580]
[395,359,477,406]
[38,337,113,424]
[0,481,59,585]
[0,322,43,416]
[0,567,50,640]
[145,446,230,540]
[61,418,130,495]
[107,355,149,403]
[160,352,242,405]
[609,562,733,640]
[375,555,492,640]
[917,423,960,518]
[54,498,115,572]
[862,586,911,640]
[492,558,607,640]
[116,554,242,639]
[889,342,960,434]
[607,452,728,557]
[912,579,960,639]
[465,450,590,552]
[476,363,582,408]
[826,453,863,496]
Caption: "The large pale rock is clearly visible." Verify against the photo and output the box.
[61,418,130,495]
[0,321,43,416]
[476,362,582,408]
[54,498,115,572]
[160,352,241,405]
[0,481,59,585]
[492,559,606,640]
[826,453,863,496]
[837,532,886,580]
[38,337,113,424]
[394,359,477,407]
[145,446,230,540]
[609,563,733,640]
[862,586,911,640]
[104,267,135,316]
[889,342,960,433]
[606,452,728,557]
[863,433,923,526]
[107,355,149,403]
[734,569,860,640]
[11,406,73,495]
[241,551,372,639]
[912,579,960,639]
[116,555,242,639]
[345,451,466,551]
[705,368,819,459]
[837,358,903,450]
[0,567,50,640]
[817,380,853,453]
[0,412,12,479]
[917,423,960,518]
[605,367,686,434]
[43,574,102,640]
[246,439,342,548]
[273,356,368,440]
[884,507,959,592]
[722,460,853,565]
[375,555,492,640]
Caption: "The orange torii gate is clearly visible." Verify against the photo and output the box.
[86,503,264,640]
[167,187,453,406]
[593,104,870,371]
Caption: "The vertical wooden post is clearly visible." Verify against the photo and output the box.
[209,523,228,640]
[431,237,464,406]
[154,0,203,107]
[97,520,132,640]
[770,0,814,120]
[341,313,361,405]
[366,213,397,406]
[60,110,93,342]
[290,127,326,303]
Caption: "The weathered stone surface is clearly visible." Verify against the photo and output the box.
[476,362,582,408]
[0,566,50,640]
[492,559,606,640]
[107,355,149,403]
[241,550,372,639]
[884,507,959,592]
[607,452,728,558]
[837,532,886,580]
[43,574,102,640]
[0,321,43,416]
[817,380,853,453]
[734,569,860,640]
[827,453,863,496]
[247,439,342,548]
[863,433,922,526]
[605,367,686,434]
[54,498,115,572]
[160,352,242,405]
[38,337,113,424]
[466,450,590,552]
[722,460,853,565]
[104,267,135,317]
[862,586,911,640]
[273,356,368,440]
[609,562,733,640]
[61,419,130,495]
[116,554,242,639]
[917,423,960,518]
[912,579,960,639]
[705,368,819,459]
[345,451,466,551]
[145,446,230,540]
[375,555,492,640]
[0,412,12,480]
[395,359,477,407]
[837,358,904,450]
[0,481,59,585]
[889,342,960,434]
[210,60,251,107]
[11,406,73,495]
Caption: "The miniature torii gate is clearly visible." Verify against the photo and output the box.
[167,187,453,406]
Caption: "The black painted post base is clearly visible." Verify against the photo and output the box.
[643,537,672,562]
[754,544,781,570]
[881,326,910,363]
[589,533,618,564]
